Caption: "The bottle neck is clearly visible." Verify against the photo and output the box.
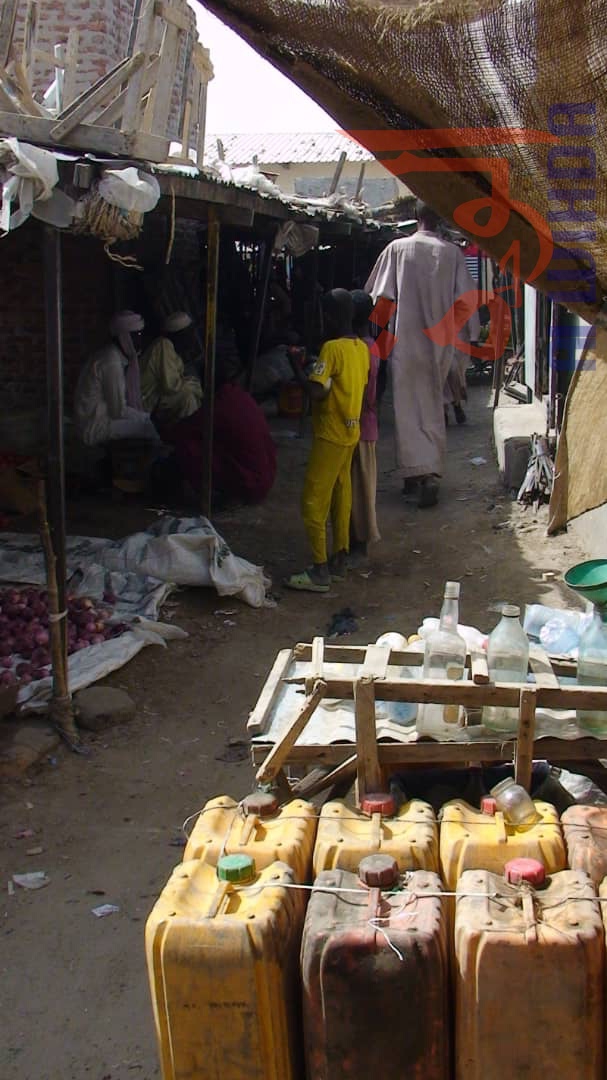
[439,596,459,631]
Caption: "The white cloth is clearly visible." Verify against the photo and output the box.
[365,232,479,478]
[74,343,158,447]
[163,311,193,333]
[108,311,144,410]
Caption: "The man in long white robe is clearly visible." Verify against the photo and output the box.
[365,202,479,506]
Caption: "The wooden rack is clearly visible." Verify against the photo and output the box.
[249,638,607,799]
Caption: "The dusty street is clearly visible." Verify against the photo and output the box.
[0,383,589,1080]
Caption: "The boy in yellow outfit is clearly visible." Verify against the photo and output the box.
[286,289,369,592]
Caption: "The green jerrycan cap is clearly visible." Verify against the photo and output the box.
[217,854,256,883]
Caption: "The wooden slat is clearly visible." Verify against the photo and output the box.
[354,676,382,798]
[284,674,607,711]
[515,687,537,792]
[291,754,357,799]
[247,648,293,736]
[121,0,157,133]
[50,52,146,141]
[305,636,325,693]
[154,1,192,33]
[94,54,160,127]
[360,643,391,679]
[0,0,18,68]
[255,679,326,784]
[251,737,607,766]
[150,20,180,134]
[0,110,169,161]
[22,0,38,84]
[529,643,560,688]
[293,641,425,667]
[61,29,80,110]
[195,81,208,169]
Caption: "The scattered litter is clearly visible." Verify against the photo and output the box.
[169,836,186,848]
[26,846,43,856]
[518,434,554,507]
[215,738,249,763]
[13,828,35,839]
[7,879,14,895]
[542,571,557,581]
[358,571,372,579]
[412,549,422,555]
[456,496,470,502]
[13,871,50,890]
[25,802,34,810]
[326,607,359,639]
[214,609,237,616]
[92,903,120,918]
[87,889,106,896]
[469,457,487,466]
[224,619,237,627]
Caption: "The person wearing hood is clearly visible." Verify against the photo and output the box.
[140,311,203,426]
[74,311,159,446]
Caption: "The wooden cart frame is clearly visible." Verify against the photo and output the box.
[249,639,607,799]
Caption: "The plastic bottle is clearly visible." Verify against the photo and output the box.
[483,605,530,733]
[416,581,466,736]
[576,608,607,733]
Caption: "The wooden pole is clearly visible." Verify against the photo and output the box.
[201,207,220,517]
[43,225,78,745]
[246,234,275,392]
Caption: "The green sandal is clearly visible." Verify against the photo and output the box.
[284,569,330,593]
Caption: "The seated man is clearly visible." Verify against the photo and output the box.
[172,358,277,505]
[74,311,159,446]
[140,311,203,425]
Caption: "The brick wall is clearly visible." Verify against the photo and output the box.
[0,221,114,412]
[12,0,197,140]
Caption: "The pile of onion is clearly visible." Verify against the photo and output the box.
[0,588,128,687]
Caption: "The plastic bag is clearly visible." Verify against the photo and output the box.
[0,138,70,232]
[98,167,160,213]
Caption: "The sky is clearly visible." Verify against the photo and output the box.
[190,3,338,134]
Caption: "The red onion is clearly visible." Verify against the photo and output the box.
[34,629,49,646]
[1,656,12,669]
[0,671,15,685]
[0,643,12,657]
[91,634,104,645]
[16,662,32,677]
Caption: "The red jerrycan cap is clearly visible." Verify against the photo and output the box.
[358,854,399,889]
[504,858,546,887]
[481,797,497,815]
[242,791,279,816]
[361,792,396,816]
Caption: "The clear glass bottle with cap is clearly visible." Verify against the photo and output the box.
[576,608,607,733]
[483,604,530,733]
[416,580,467,737]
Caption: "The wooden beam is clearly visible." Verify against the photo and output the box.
[0,110,169,161]
[201,207,220,516]
[94,54,160,127]
[154,2,192,33]
[515,687,536,792]
[61,29,80,110]
[354,675,382,798]
[291,755,357,799]
[246,233,275,391]
[122,0,157,133]
[247,648,293,736]
[255,679,326,785]
[50,52,146,141]
[284,675,607,711]
[150,21,180,134]
[22,0,38,84]
[251,737,607,767]
[328,150,346,195]
[0,0,18,68]
[195,82,208,169]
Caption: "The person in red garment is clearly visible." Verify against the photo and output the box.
[171,357,277,505]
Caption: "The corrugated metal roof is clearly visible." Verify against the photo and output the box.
[205,131,374,166]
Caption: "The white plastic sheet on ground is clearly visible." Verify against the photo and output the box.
[0,516,270,709]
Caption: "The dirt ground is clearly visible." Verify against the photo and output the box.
[0,382,590,1080]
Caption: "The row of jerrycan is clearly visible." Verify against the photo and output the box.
[146,790,607,1080]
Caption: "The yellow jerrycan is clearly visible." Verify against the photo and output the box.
[455,859,604,1079]
[439,796,566,890]
[146,854,306,1080]
[183,792,317,882]
[313,792,438,875]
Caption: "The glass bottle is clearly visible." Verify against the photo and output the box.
[483,605,530,733]
[416,581,466,737]
[577,609,607,734]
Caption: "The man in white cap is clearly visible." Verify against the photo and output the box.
[139,310,203,427]
[74,311,159,446]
